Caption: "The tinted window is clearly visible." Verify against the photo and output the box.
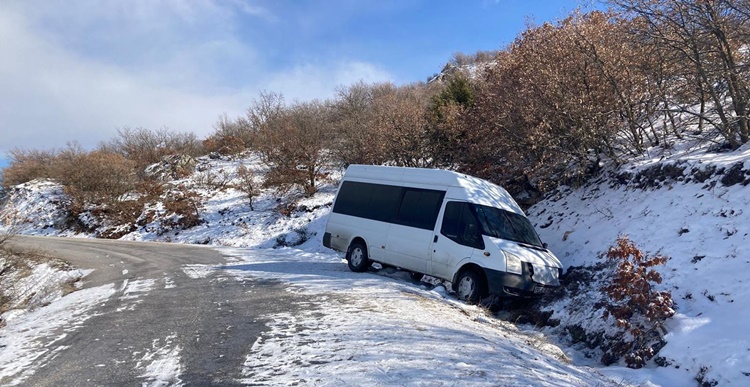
[440,201,462,238]
[367,184,403,222]
[441,202,484,249]
[396,189,445,230]
[473,204,543,248]
[333,181,372,217]
[334,181,445,230]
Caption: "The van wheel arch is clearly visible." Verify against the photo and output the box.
[453,264,488,303]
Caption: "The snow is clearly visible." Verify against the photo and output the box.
[526,142,750,385]
[0,179,71,235]
[220,248,618,386]
[0,284,117,385]
[117,156,339,248]
[1,143,749,385]
[116,278,157,312]
[0,261,89,312]
[137,333,184,387]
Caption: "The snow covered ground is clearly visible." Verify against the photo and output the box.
[1,141,749,385]
[0,283,115,384]
[213,247,621,386]
[527,140,750,386]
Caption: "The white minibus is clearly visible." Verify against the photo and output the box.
[323,165,562,302]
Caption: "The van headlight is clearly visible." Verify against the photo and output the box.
[503,251,523,275]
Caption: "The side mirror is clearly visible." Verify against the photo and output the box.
[543,242,548,249]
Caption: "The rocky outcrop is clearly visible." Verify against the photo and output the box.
[144,155,197,181]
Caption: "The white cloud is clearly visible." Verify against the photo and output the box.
[263,61,395,102]
[0,4,248,152]
[0,1,394,155]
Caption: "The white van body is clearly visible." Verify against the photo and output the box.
[323,165,563,301]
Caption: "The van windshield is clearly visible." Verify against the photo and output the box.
[472,204,544,248]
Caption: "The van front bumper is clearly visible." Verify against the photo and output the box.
[484,263,560,298]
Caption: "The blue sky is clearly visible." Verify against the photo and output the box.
[0,0,587,164]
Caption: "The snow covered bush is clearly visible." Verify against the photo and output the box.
[600,236,674,368]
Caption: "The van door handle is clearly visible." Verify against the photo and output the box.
[433,235,438,243]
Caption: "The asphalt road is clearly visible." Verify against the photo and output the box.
[4,235,306,386]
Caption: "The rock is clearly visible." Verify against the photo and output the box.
[144,155,197,181]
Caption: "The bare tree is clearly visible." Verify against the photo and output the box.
[611,0,750,148]
[329,81,388,166]
[372,83,434,168]
[255,100,332,196]
[99,127,203,172]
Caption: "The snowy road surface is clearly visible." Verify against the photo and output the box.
[1,236,622,386]
[2,236,304,386]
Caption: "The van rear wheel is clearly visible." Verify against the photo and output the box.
[454,269,485,304]
[347,242,371,272]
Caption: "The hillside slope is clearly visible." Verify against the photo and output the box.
[1,143,749,385]
[526,142,750,385]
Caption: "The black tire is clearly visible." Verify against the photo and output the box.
[346,241,371,272]
[454,269,486,304]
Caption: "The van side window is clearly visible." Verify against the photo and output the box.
[440,202,485,249]
[332,181,372,218]
[395,189,445,230]
[333,181,404,223]
[333,181,445,230]
[367,184,402,222]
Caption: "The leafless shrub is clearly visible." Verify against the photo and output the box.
[611,0,750,149]
[448,50,499,67]
[1,148,58,188]
[235,165,259,210]
[46,149,141,234]
[59,150,138,204]
[99,127,204,172]
[209,113,253,151]
[461,11,665,194]
[202,134,246,156]
[207,92,285,156]
[254,99,332,196]
[371,83,434,168]
[329,81,387,166]
[162,186,202,230]
[194,169,233,190]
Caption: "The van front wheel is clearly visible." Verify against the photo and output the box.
[347,242,371,272]
[454,270,485,304]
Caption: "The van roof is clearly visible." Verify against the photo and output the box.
[343,165,524,215]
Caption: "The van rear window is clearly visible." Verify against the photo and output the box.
[333,181,401,222]
[333,181,371,217]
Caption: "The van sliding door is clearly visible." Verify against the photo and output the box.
[384,188,445,273]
